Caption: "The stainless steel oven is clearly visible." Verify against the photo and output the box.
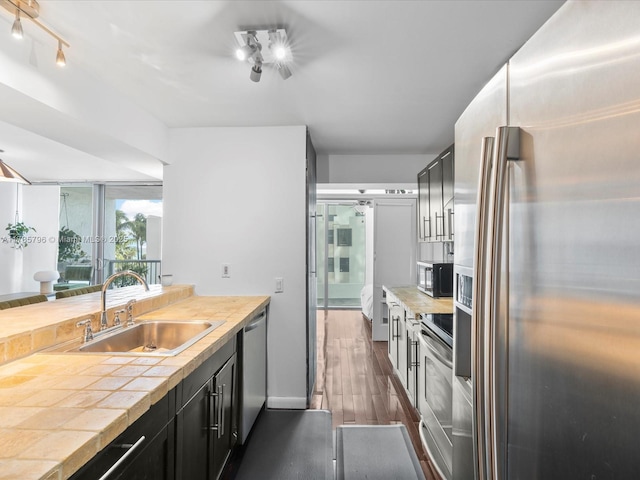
[418,313,453,480]
[417,261,454,298]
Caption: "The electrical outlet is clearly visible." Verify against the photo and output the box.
[275,277,284,293]
[222,263,231,278]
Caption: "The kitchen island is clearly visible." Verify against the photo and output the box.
[0,285,269,480]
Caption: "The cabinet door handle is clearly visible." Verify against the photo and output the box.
[217,384,225,439]
[98,435,146,480]
[412,340,420,368]
[209,384,225,439]
[423,217,431,239]
[435,212,445,239]
[209,386,218,434]
[392,316,400,339]
[448,209,454,240]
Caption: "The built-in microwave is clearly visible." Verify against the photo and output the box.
[417,261,453,298]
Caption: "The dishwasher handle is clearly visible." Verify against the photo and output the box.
[245,310,266,333]
[98,436,146,480]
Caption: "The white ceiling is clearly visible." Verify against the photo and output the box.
[0,0,565,181]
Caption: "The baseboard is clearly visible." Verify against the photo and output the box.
[266,396,307,409]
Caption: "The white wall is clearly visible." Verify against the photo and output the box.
[0,183,20,293]
[0,184,59,293]
[318,154,436,183]
[163,125,308,408]
[21,185,60,292]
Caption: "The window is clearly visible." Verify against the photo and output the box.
[57,184,162,287]
[339,257,350,273]
[337,228,352,246]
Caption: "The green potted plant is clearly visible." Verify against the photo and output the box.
[58,226,85,262]
[5,221,36,249]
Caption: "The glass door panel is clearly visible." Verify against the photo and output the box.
[57,186,94,288]
[316,204,325,307]
[317,202,367,309]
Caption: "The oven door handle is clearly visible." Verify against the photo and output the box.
[421,330,453,369]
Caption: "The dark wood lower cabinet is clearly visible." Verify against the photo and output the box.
[211,355,238,479]
[70,394,174,480]
[70,336,238,480]
[175,354,237,480]
[114,422,174,480]
[175,380,209,479]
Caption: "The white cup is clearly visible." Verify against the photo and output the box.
[160,274,173,286]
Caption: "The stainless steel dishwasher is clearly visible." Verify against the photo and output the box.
[241,308,267,444]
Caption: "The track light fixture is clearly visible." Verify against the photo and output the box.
[1,0,70,67]
[234,28,292,82]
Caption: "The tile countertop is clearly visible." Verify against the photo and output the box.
[0,284,196,364]
[0,290,270,480]
[383,285,453,319]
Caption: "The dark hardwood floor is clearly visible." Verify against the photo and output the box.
[309,309,441,480]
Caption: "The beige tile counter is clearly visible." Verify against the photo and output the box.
[0,285,194,364]
[383,285,453,319]
[0,289,270,480]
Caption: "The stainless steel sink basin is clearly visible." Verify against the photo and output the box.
[47,320,225,356]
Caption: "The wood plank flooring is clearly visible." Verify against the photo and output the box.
[310,310,441,480]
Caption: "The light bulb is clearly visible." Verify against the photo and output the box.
[274,45,287,61]
[56,42,66,67]
[11,12,23,39]
[236,44,257,62]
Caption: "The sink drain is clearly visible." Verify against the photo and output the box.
[142,343,158,352]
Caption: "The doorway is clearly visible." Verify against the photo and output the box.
[317,202,367,309]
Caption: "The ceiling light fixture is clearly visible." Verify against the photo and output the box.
[1,0,70,67]
[234,28,292,82]
[0,150,31,185]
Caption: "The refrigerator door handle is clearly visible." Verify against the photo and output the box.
[471,135,495,480]
[485,126,520,480]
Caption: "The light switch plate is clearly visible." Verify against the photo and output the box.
[275,277,284,293]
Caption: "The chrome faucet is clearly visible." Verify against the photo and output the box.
[100,270,149,330]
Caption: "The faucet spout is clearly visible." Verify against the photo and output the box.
[100,270,150,330]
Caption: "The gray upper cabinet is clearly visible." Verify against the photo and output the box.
[442,147,455,241]
[428,159,444,241]
[418,167,430,241]
[418,145,455,243]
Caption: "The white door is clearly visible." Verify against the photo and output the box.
[372,198,416,341]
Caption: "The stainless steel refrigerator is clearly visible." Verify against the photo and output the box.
[453,2,640,479]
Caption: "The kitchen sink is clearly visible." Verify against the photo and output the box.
[46,320,225,356]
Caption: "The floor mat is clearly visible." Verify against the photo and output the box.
[336,425,425,480]
[235,409,333,480]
